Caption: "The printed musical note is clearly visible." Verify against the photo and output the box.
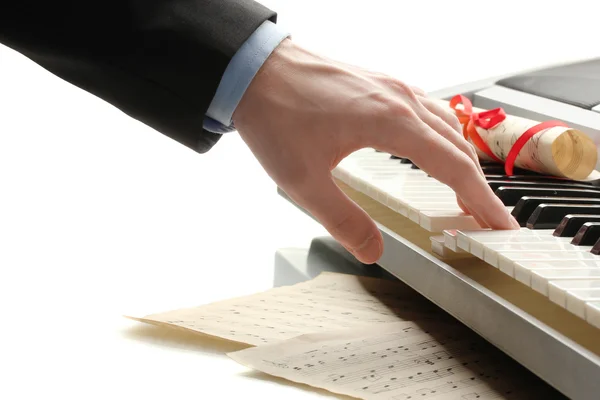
[228,321,563,399]
[129,272,441,346]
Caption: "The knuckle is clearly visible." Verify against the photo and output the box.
[436,155,476,190]
[458,140,479,162]
[385,99,414,118]
[330,212,355,237]
[413,86,426,96]
[391,79,415,98]
[455,156,479,182]
[447,112,462,131]
[370,93,415,120]
[466,143,479,160]
[329,212,371,249]
[378,75,415,96]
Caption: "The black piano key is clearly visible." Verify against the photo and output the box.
[590,239,600,255]
[486,174,595,185]
[480,165,541,175]
[390,155,402,159]
[400,158,412,164]
[480,165,508,174]
[571,222,600,246]
[479,160,501,166]
[526,204,600,229]
[495,187,600,206]
[487,180,600,192]
[512,197,600,226]
[553,214,600,237]
[411,164,420,169]
[581,177,600,188]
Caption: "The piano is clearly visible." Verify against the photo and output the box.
[279,57,600,400]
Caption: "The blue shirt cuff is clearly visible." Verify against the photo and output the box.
[203,20,290,134]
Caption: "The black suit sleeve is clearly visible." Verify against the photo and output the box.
[0,0,277,153]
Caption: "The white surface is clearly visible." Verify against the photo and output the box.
[1,0,599,399]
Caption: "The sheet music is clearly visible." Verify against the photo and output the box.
[433,98,597,179]
[129,272,441,346]
[228,321,561,400]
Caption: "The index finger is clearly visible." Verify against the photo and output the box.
[381,120,519,230]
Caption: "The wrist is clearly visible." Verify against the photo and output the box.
[204,20,290,133]
[232,38,302,128]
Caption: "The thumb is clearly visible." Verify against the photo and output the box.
[288,175,383,264]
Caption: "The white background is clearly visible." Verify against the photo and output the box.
[0,0,597,398]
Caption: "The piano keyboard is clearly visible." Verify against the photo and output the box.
[333,148,484,231]
[443,226,600,326]
[332,148,600,331]
[283,60,600,398]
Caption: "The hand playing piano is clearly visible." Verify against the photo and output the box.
[233,38,520,264]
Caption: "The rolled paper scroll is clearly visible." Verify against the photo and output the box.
[433,95,598,180]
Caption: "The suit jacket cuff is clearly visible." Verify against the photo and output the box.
[204,20,290,133]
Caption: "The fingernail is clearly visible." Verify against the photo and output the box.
[509,212,520,229]
[354,235,382,264]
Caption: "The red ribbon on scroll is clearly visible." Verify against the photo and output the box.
[449,95,567,176]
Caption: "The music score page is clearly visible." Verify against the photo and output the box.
[228,321,556,400]
[129,272,440,346]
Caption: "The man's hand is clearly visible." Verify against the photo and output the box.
[232,39,520,264]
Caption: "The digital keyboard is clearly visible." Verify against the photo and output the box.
[279,58,600,400]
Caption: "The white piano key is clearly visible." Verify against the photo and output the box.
[380,181,451,190]
[405,201,462,208]
[469,241,486,259]
[408,204,464,223]
[395,193,457,201]
[365,171,428,185]
[430,235,451,257]
[585,301,600,328]
[457,228,540,236]
[499,251,599,277]
[457,228,557,241]
[419,211,482,232]
[357,164,408,172]
[477,235,571,245]
[484,243,594,272]
[397,195,458,203]
[375,189,389,205]
[385,196,405,215]
[409,208,420,223]
[382,179,450,188]
[456,232,472,252]
[549,280,600,307]
[514,260,600,285]
[531,269,600,296]
[456,229,555,255]
[566,288,600,318]
[486,240,591,252]
[443,230,465,253]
